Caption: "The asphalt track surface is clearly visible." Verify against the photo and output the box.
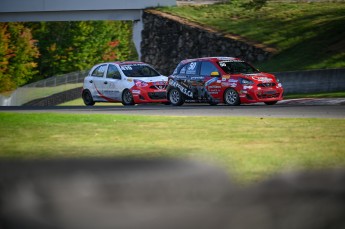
[1,98,345,118]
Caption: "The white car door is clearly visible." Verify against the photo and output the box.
[102,64,122,101]
[88,64,107,101]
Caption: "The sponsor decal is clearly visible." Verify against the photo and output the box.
[219,60,244,65]
[209,91,218,95]
[93,82,119,102]
[120,63,146,69]
[222,74,231,79]
[190,76,204,81]
[127,79,133,82]
[121,65,133,71]
[252,76,272,83]
[186,62,197,74]
[188,62,197,70]
[153,81,166,90]
[229,79,238,83]
[243,86,253,89]
[208,85,221,89]
[230,83,237,88]
[205,77,218,86]
[132,90,141,94]
[169,79,193,97]
[216,80,221,83]
[175,75,187,80]
[222,82,231,87]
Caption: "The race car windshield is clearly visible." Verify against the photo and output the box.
[120,64,160,77]
[218,61,260,74]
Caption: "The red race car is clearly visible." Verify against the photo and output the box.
[167,57,283,106]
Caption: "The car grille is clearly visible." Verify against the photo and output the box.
[257,83,276,87]
[148,92,167,100]
[257,91,280,99]
[149,82,168,90]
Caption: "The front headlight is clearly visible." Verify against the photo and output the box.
[240,78,254,85]
[134,79,148,87]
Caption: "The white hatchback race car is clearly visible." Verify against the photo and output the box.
[82,62,169,106]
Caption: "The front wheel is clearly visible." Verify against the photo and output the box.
[168,88,185,106]
[224,88,240,106]
[121,89,135,106]
[265,101,278,105]
[82,90,95,106]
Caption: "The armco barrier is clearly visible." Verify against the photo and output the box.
[274,68,345,94]
[0,70,87,106]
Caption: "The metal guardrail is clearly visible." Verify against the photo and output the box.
[0,70,88,106]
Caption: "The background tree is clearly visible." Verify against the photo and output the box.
[0,23,39,92]
[29,21,137,79]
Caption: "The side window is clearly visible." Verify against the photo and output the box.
[91,65,107,77]
[200,61,219,76]
[177,62,199,75]
[106,65,121,79]
[178,64,188,75]
[186,62,198,75]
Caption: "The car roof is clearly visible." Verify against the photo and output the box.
[179,57,242,64]
[96,61,148,66]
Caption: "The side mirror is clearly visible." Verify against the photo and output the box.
[211,72,220,77]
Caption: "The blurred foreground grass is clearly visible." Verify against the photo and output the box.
[1,113,344,183]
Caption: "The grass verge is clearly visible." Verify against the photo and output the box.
[159,2,345,72]
[1,113,344,183]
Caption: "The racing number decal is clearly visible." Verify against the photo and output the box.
[188,62,197,70]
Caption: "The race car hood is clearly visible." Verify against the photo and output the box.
[131,76,168,83]
[241,72,277,83]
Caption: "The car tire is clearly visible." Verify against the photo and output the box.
[82,90,95,106]
[264,101,278,105]
[121,89,135,106]
[168,88,185,106]
[224,88,240,106]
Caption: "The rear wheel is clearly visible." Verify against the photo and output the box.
[169,88,185,106]
[224,88,240,106]
[82,90,95,106]
[122,89,135,106]
[265,101,278,105]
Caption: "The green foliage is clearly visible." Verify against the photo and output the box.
[0,21,137,91]
[0,23,39,92]
[29,21,137,79]
[160,2,345,71]
[241,0,268,10]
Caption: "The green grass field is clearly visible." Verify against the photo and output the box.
[159,2,345,72]
[1,112,344,183]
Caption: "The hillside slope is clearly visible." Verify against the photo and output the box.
[159,2,345,72]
